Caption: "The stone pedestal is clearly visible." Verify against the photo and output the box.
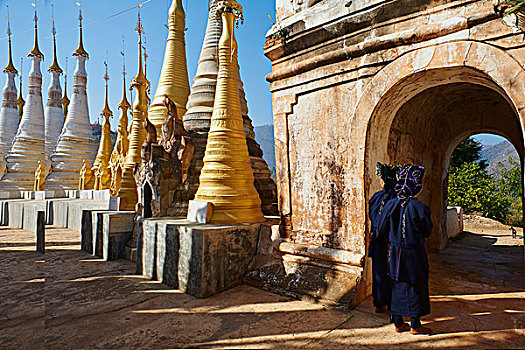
[140,218,260,298]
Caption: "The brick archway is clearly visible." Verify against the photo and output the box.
[356,41,525,251]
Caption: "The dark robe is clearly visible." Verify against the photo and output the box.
[368,189,395,308]
[378,197,433,317]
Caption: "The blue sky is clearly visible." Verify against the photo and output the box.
[0,0,276,130]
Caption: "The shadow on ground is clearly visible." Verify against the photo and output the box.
[0,225,523,349]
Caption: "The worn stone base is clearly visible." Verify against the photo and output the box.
[140,218,261,298]
[81,209,134,261]
[244,221,369,309]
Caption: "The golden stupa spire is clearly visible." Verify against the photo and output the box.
[73,5,89,58]
[48,5,63,73]
[62,57,70,120]
[194,0,264,224]
[118,1,151,210]
[28,3,44,59]
[148,0,190,140]
[118,39,131,112]
[100,62,112,119]
[92,61,113,190]
[3,5,18,74]
[17,58,25,122]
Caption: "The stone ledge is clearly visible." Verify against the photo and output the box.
[279,242,365,267]
[141,218,261,298]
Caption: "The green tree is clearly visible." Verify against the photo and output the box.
[450,137,488,171]
[448,162,510,222]
[495,157,523,226]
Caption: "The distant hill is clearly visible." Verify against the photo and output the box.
[254,124,275,171]
[91,123,117,148]
[481,140,519,173]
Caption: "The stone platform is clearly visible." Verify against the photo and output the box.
[140,218,262,298]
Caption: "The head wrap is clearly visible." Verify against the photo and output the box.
[395,164,425,206]
[376,162,400,192]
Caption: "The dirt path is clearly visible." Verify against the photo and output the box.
[0,222,523,349]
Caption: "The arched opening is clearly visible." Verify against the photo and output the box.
[143,182,154,219]
[365,68,525,253]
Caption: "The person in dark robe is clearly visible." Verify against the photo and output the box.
[378,164,433,335]
[369,162,400,313]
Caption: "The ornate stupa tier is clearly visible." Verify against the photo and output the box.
[118,11,149,210]
[194,1,264,224]
[148,0,190,140]
[0,17,20,156]
[109,64,131,196]
[92,65,113,190]
[0,12,45,191]
[182,0,277,215]
[46,11,97,190]
[44,24,64,175]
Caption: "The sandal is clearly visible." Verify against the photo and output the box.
[411,326,432,335]
[395,323,410,333]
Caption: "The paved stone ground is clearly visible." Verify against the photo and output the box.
[0,221,523,349]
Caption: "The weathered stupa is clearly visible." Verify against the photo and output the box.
[46,9,97,190]
[0,15,20,158]
[91,64,113,190]
[184,0,277,215]
[44,20,64,175]
[118,10,149,210]
[148,0,190,139]
[194,0,265,224]
[0,10,45,191]
[109,59,131,196]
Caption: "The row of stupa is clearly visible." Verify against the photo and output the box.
[0,0,276,217]
[0,8,95,191]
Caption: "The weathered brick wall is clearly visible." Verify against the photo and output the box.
[267,0,525,256]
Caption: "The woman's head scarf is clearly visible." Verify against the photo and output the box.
[376,162,400,192]
[395,164,425,206]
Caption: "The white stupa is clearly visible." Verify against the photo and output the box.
[46,9,97,190]
[0,10,45,191]
[44,20,64,176]
[0,16,20,164]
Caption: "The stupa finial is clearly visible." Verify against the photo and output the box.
[48,4,63,73]
[118,37,131,110]
[3,5,18,74]
[17,58,25,121]
[101,61,112,120]
[28,2,44,59]
[73,2,89,58]
[62,57,70,120]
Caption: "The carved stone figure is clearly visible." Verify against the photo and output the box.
[160,95,194,183]
[34,160,45,191]
[143,117,157,149]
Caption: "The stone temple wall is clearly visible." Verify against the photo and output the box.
[254,0,525,306]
